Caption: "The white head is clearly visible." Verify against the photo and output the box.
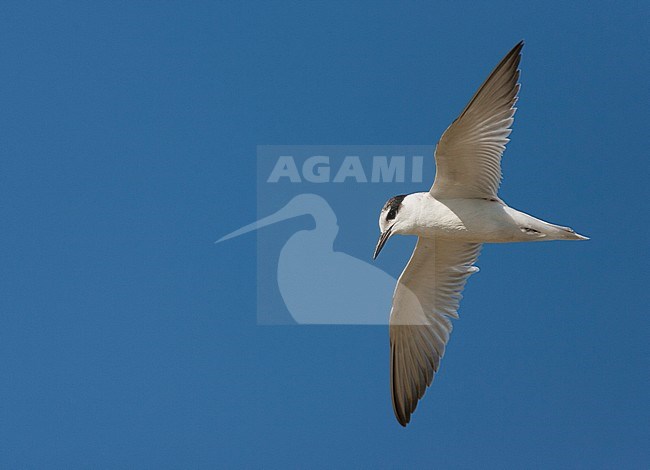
[373,193,419,259]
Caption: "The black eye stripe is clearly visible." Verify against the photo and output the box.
[383,194,406,221]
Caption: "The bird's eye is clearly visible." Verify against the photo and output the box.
[387,209,396,220]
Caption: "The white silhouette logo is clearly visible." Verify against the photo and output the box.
[217,145,433,325]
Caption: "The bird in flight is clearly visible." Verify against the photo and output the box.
[373,41,588,427]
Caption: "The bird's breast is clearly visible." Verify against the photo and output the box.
[412,197,520,242]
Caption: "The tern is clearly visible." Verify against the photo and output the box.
[372,41,588,426]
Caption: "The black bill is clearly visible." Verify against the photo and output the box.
[373,225,393,260]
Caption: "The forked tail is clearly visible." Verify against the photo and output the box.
[544,222,589,240]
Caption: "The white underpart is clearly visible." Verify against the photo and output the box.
[385,42,588,426]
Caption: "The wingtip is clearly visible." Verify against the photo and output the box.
[394,409,410,427]
[510,40,524,57]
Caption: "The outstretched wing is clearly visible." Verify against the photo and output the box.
[389,237,481,426]
[430,41,523,200]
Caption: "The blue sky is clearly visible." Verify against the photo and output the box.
[1,1,648,468]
